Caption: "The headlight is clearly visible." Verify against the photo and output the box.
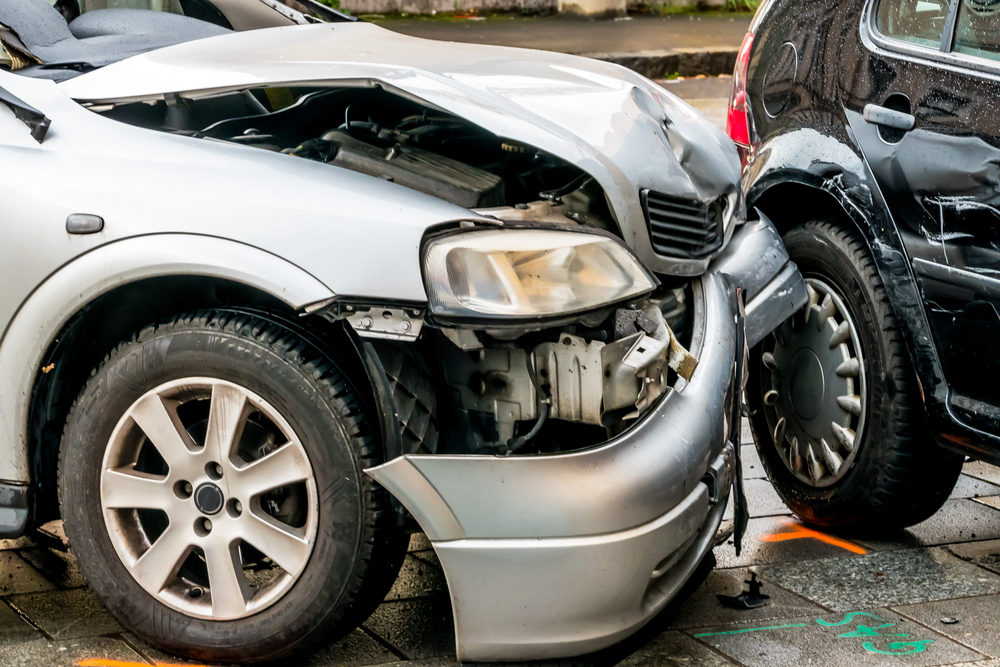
[423,229,656,319]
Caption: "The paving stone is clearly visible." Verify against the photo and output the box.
[617,630,734,666]
[385,554,448,601]
[951,475,1000,499]
[659,568,824,632]
[965,461,1000,486]
[762,547,1000,611]
[17,548,86,590]
[976,496,1000,511]
[0,602,40,646]
[946,539,1000,575]
[364,596,455,661]
[410,549,441,568]
[715,516,869,569]
[726,479,788,520]
[689,608,982,666]
[741,444,766,480]
[121,632,226,666]
[8,588,120,640]
[0,636,146,667]
[0,537,35,551]
[856,499,1000,550]
[0,552,56,596]
[299,629,401,666]
[893,593,1000,657]
[366,660,459,667]
[408,532,433,553]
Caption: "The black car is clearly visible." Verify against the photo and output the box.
[728,0,999,529]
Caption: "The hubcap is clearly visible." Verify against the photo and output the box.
[759,278,867,487]
[194,483,224,516]
[100,378,318,620]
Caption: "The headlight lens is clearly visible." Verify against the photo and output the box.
[423,229,656,318]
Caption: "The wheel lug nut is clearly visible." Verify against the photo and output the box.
[174,481,193,499]
[195,517,213,536]
[227,499,243,518]
[205,462,224,480]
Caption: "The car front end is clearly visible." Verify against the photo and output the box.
[364,215,802,661]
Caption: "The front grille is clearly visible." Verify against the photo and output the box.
[642,190,726,259]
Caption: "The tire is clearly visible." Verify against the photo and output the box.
[746,220,963,531]
[59,310,407,663]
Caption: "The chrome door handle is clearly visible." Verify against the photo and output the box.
[863,104,915,131]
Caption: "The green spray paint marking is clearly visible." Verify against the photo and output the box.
[816,611,884,626]
[693,623,808,637]
[694,611,935,656]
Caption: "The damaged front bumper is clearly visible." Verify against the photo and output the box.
[366,214,806,662]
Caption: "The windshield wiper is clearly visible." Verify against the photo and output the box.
[0,85,50,142]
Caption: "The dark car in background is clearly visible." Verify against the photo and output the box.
[728,0,1000,530]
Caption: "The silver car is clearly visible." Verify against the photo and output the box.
[0,1,807,662]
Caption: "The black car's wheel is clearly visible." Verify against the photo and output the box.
[747,220,963,530]
[59,311,406,663]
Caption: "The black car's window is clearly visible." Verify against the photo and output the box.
[876,0,952,48]
[953,0,1000,60]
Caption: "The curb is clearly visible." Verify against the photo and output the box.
[583,48,738,78]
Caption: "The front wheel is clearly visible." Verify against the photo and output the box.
[59,311,406,662]
[746,220,963,531]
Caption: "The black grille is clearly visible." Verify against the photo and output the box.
[641,190,726,259]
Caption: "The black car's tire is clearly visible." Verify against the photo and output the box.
[747,220,963,530]
[59,311,406,663]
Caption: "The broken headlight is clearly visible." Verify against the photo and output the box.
[423,229,656,319]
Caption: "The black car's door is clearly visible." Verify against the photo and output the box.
[846,0,1000,431]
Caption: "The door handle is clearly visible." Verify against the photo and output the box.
[863,104,915,131]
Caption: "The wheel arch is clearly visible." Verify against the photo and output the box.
[3,235,390,532]
[746,171,994,458]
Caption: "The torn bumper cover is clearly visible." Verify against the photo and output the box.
[366,214,806,662]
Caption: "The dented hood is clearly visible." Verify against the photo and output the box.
[59,22,741,274]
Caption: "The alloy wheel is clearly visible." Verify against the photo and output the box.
[759,278,867,487]
[100,377,318,620]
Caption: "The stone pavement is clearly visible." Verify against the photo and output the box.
[0,419,998,667]
[374,14,751,77]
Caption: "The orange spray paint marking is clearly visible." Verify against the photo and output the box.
[761,522,867,555]
[79,660,209,667]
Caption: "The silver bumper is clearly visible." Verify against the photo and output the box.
[366,214,805,662]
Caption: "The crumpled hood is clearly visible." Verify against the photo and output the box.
[59,22,741,274]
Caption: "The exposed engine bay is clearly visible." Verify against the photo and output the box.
[341,290,695,458]
[99,85,619,233]
[96,85,697,456]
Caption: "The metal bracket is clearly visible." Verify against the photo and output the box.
[345,307,424,341]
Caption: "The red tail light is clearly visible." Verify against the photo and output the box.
[727,31,755,168]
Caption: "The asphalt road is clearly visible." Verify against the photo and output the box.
[2,80,999,667]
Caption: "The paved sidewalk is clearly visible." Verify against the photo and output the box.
[375,14,752,76]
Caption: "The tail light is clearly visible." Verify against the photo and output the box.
[727,31,755,169]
